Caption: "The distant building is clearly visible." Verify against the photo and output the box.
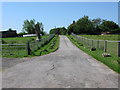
[0,30,17,38]
[23,34,36,37]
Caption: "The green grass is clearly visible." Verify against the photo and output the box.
[67,35,120,73]
[33,35,60,56]
[78,35,119,57]
[2,36,48,44]
[80,35,119,41]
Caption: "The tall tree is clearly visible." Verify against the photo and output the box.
[99,20,119,32]
[22,19,36,34]
[92,18,102,27]
[38,22,44,35]
[22,19,45,40]
[68,16,95,35]
[35,22,41,41]
[67,21,76,35]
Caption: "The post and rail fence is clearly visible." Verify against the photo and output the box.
[1,34,55,57]
[71,33,120,57]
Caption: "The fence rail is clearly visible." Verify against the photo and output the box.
[1,34,55,57]
[71,33,120,57]
[2,44,27,57]
[28,34,55,55]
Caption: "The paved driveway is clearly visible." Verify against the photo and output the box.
[2,36,118,88]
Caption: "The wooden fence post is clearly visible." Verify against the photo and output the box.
[88,39,89,46]
[104,40,107,52]
[92,40,93,47]
[82,37,84,44]
[8,45,10,55]
[27,41,31,55]
[97,40,99,49]
[118,42,120,57]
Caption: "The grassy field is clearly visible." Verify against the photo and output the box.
[80,35,120,41]
[2,36,48,44]
[67,35,120,73]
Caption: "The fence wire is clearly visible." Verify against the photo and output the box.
[72,33,120,57]
[2,34,55,57]
[2,44,27,57]
[29,34,55,53]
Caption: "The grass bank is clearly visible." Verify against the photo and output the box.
[33,35,60,56]
[67,35,120,73]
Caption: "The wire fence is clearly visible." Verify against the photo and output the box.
[2,44,27,57]
[1,34,55,57]
[28,34,55,55]
[71,33,120,57]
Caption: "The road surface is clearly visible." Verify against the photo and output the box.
[2,36,118,88]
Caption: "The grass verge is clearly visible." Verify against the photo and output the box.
[33,35,60,56]
[67,35,120,73]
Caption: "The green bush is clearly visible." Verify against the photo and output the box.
[2,40,6,44]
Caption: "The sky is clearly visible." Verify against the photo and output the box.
[1,2,119,33]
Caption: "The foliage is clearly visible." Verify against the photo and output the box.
[18,32,27,37]
[67,16,119,35]
[34,35,59,56]
[7,28,14,32]
[2,40,6,44]
[49,27,67,35]
[22,19,45,36]
[68,16,95,34]
[22,19,36,34]
[99,20,119,32]
[35,22,41,40]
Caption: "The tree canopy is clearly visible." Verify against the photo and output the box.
[49,27,67,35]
[22,19,45,35]
[67,16,119,35]
[22,19,36,34]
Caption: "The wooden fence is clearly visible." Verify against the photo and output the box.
[72,33,120,57]
[2,44,27,57]
[2,34,55,57]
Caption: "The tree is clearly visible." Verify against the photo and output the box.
[35,22,41,41]
[49,27,67,35]
[99,20,119,32]
[8,28,13,31]
[68,16,95,35]
[22,19,45,40]
[67,16,120,35]
[38,22,44,35]
[22,19,36,34]
[67,21,76,35]
[92,18,102,27]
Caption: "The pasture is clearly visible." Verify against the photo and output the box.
[78,35,120,57]
[80,35,119,41]
[1,35,58,58]
[2,36,48,44]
